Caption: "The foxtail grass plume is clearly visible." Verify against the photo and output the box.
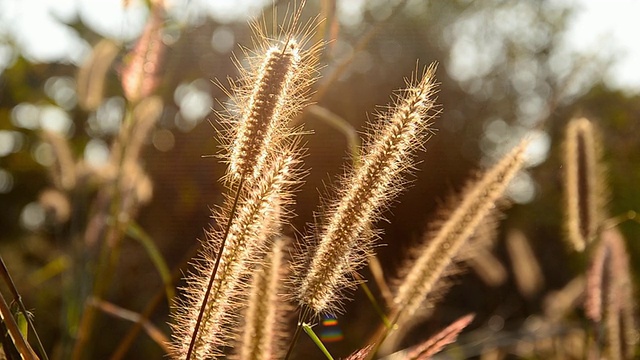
[295,64,440,314]
[220,3,321,181]
[170,153,300,359]
[76,39,120,111]
[235,237,289,360]
[394,139,528,319]
[563,117,605,252]
[228,44,299,181]
[121,3,165,103]
[171,4,320,357]
[505,229,544,299]
[585,227,637,359]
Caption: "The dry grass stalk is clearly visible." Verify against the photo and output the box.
[404,313,475,360]
[466,248,508,287]
[294,64,440,314]
[41,130,76,191]
[122,96,164,166]
[394,139,528,319]
[170,153,300,359]
[543,275,585,321]
[585,227,637,360]
[345,345,374,360]
[505,229,544,299]
[235,237,289,360]
[563,117,604,252]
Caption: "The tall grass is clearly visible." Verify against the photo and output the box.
[1,1,638,360]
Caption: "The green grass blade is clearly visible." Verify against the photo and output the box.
[126,221,175,302]
[302,323,335,360]
[358,280,392,329]
[0,254,49,360]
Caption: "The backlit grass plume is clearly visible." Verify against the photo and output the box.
[563,117,605,252]
[170,152,300,359]
[294,64,440,314]
[170,4,320,358]
[585,227,637,359]
[393,138,528,319]
[235,237,289,360]
[219,2,321,181]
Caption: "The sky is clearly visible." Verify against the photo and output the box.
[562,0,640,93]
[1,0,639,93]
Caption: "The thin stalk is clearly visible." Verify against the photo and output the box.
[0,290,38,360]
[0,255,49,360]
[284,306,311,360]
[353,272,391,329]
[126,221,175,302]
[362,309,403,360]
[72,107,135,359]
[110,241,200,360]
[311,0,408,103]
[185,175,245,360]
[303,323,335,360]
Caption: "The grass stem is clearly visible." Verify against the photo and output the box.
[302,323,335,360]
[0,255,49,360]
[284,306,311,360]
[185,175,245,360]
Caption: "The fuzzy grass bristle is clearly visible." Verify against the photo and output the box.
[393,138,528,319]
[563,117,605,252]
[235,237,289,360]
[293,63,440,314]
[170,151,301,359]
[228,44,300,181]
[121,3,165,103]
[219,3,322,182]
[585,227,637,359]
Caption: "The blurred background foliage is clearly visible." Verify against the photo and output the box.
[0,0,639,358]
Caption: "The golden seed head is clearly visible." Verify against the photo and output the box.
[170,152,300,359]
[294,64,440,314]
[394,138,528,318]
[229,43,300,180]
[563,117,605,252]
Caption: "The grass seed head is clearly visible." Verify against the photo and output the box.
[170,152,301,359]
[563,117,605,252]
[219,6,322,183]
[293,64,440,314]
[393,138,528,319]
